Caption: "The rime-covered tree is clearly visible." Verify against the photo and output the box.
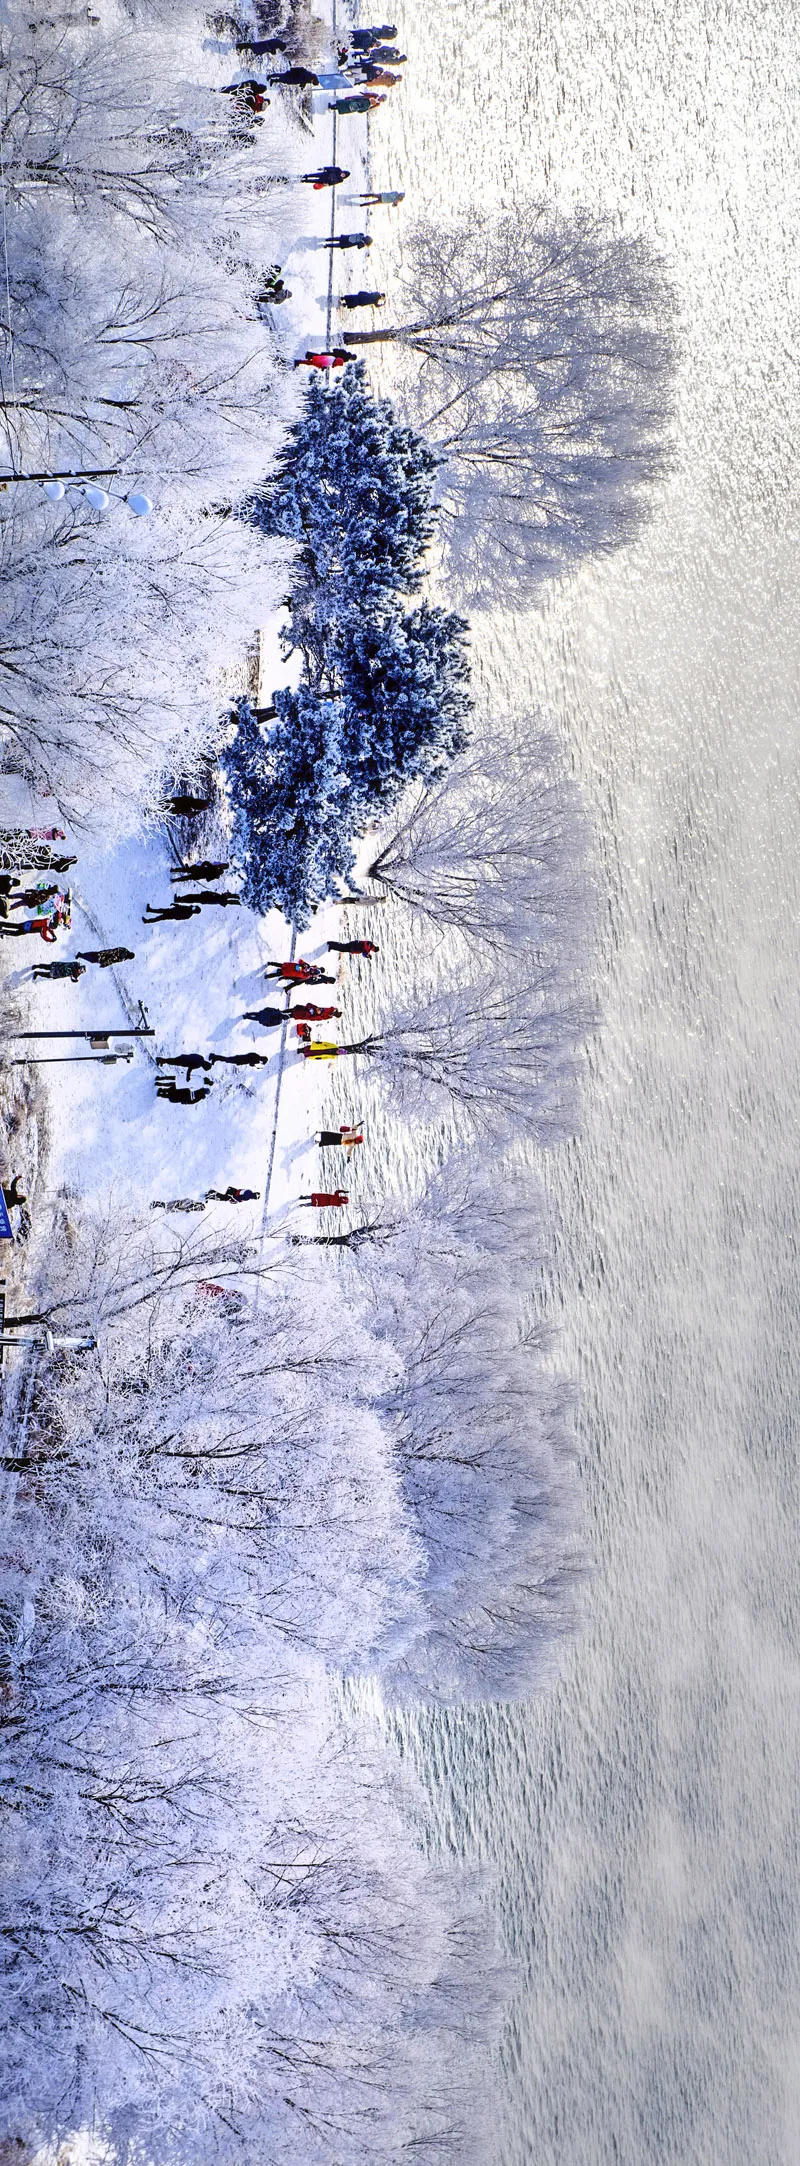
[344,205,675,602]
[224,604,471,924]
[345,964,591,1144]
[0,8,290,814]
[0,1203,503,2162]
[224,689,357,924]
[246,363,439,634]
[355,1158,585,1703]
[367,729,590,960]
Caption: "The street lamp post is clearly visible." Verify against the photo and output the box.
[0,468,153,514]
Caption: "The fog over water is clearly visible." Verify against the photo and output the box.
[365,1,800,2158]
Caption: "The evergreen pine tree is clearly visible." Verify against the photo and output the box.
[230,368,472,924]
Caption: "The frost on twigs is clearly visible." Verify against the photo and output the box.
[0,1200,505,2162]
[350,203,676,604]
[0,8,289,820]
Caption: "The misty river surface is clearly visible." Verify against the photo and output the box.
[361,0,800,2159]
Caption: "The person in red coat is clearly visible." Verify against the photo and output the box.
[264,959,336,984]
[289,1003,341,1021]
[327,938,379,957]
[299,1191,349,1208]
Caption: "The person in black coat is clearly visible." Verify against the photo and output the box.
[170,861,230,883]
[243,1006,285,1027]
[339,290,387,309]
[143,900,201,923]
[173,890,241,908]
[209,1051,271,1067]
[269,65,319,85]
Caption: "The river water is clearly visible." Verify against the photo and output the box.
[363,1,800,2159]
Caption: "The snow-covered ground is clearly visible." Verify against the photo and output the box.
[0,766,349,1239]
[0,46,386,1240]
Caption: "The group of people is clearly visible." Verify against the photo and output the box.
[223,14,405,360]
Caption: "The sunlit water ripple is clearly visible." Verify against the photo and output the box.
[345,0,800,2158]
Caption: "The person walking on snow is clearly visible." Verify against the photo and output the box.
[263,959,334,985]
[157,1054,214,1075]
[243,1007,285,1028]
[302,166,350,186]
[33,953,86,979]
[289,1003,341,1021]
[268,64,319,85]
[209,1051,271,1068]
[356,189,404,205]
[170,861,230,883]
[1,912,60,941]
[316,1126,364,1149]
[328,97,383,116]
[299,1190,349,1208]
[143,900,202,923]
[351,24,397,48]
[354,65,399,85]
[339,289,387,309]
[164,792,213,817]
[322,232,375,250]
[294,351,355,371]
[172,889,241,908]
[75,946,135,967]
[1,883,60,914]
[151,1198,206,1212]
[155,1078,213,1106]
[206,1186,261,1202]
[327,938,379,957]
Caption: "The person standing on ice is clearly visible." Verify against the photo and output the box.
[299,1190,349,1208]
[75,945,135,967]
[301,166,350,186]
[327,937,379,957]
[143,899,201,923]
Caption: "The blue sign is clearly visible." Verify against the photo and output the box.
[0,1192,13,1241]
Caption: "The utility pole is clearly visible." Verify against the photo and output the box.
[9,1048,135,1065]
[7,1002,153,1043]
